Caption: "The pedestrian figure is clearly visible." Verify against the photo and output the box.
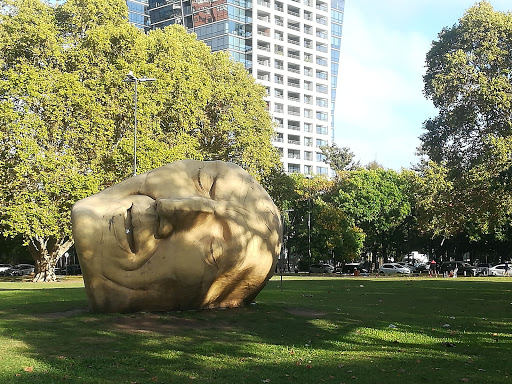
[505,262,510,276]
[430,260,437,277]
[453,265,458,278]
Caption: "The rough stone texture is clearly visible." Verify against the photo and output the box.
[71,160,282,313]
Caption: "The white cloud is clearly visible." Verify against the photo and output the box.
[333,0,511,170]
[334,8,435,169]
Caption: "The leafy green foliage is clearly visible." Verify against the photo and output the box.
[419,2,512,241]
[334,169,412,261]
[0,0,280,280]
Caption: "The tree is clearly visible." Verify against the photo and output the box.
[283,175,364,269]
[0,0,280,281]
[333,169,412,262]
[320,143,360,172]
[420,1,512,241]
[422,1,512,170]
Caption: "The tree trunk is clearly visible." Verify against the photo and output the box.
[28,235,73,282]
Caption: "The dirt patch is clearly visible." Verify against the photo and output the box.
[38,308,89,319]
[286,308,327,318]
[111,313,233,334]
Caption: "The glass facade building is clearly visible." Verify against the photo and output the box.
[127,0,151,31]
[132,0,344,175]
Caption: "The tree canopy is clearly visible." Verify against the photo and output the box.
[419,1,512,241]
[0,0,281,281]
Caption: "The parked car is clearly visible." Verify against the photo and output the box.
[415,263,430,273]
[6,264,35,276]
[309,264,334,273]
[488,264,511,276]
[340,263,368,274]
[0,264,13,275]
[476,263,493,276]
[439,261,476,277]
[378,263,411,275]
[397,262,417,272]
[61,264,82,275]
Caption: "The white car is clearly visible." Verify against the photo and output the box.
[379,263,411,275]
[488,264,511,276]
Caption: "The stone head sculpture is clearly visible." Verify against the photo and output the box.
[71,160,282,313]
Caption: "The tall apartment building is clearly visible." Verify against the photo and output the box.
[127,0,151,30]
[130,0,344,175]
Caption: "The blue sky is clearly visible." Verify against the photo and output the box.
[333,0,512,170]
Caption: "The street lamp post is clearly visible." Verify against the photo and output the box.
[305,174,312,273]
[124,71,156,176]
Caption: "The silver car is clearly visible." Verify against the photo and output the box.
[379,263,411,275]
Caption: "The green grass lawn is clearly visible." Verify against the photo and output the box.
[0,275,510,384]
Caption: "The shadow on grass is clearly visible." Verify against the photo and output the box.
[0,278,511,383]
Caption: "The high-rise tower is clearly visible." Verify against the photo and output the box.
[146,0,344,175]
[127,0,151,31]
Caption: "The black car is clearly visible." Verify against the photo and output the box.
[439,261,476,277]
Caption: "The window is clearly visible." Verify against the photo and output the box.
[316,138,328,147]
[275,74,284,84]
[288,106,300,116]
[304,152,313,161]
[275,88,284,98]
[332,10,344,23]
[275,133,284,142]
[304,94,313,104]
[316,56,328,66]
[304,109,313,118]
[316,125,328,134]
[288,163,301,173]
[275,118,284,128]
[316,111,328,121]
[275,44,284,55]
[275,59,284,70]
[288,120,300,130]
[304,137,313,146]
[304,123,313,133]
[316,70,328,80]
[316,42,328,53]
[304,66,313,76]
[288,134,301,145]
[288,91,300,102]
[316,83,328,93]
[304,80,313,90]
[274,103,283,113]
[316,152,326,162]
[316,28,328,39]
[288,149,301,159]
[332,23,342,37]
[317,166,328,175]
[304,164,313,174]
[316,97,328,107]
[304,53,313,62]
